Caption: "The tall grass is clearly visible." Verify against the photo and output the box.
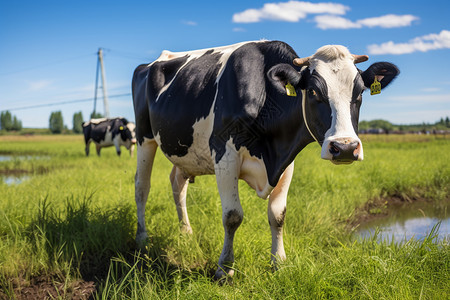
[0,134,448,299]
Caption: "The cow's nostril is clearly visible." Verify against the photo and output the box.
[329,142,340,155]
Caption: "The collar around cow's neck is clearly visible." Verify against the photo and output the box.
[301,89,319,143]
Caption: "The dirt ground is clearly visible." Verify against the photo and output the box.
[1,273,96,300]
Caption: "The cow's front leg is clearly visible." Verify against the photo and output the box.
[170,166,192,234]
[114,140,121,156]
[129,144,135,157]
[95,144,101,156]
[268,162,294,267]
[214,148,243,280]
[135,139,158,247]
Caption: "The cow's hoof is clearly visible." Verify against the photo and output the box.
[180,225,193,234]
[214,267,234,284]
[135,233,149,249]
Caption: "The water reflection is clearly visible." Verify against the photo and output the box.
[3,175,30,185]
[0,155,13,162]
[355,201,449,243]
[0,154,41,185]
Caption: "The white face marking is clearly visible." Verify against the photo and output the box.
[308,45,364,161]
[127,122,137,144]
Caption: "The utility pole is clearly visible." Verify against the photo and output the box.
[92,48,110,118]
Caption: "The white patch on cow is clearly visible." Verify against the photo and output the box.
[83,118,107,127]
[239,146,273,199]
[308,45,363,161]
[213,137,273,199]
[98,127,113,146]
[162,104,216,177]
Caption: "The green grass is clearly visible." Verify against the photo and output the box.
[0,134,448,299]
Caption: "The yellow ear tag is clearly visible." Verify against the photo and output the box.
[285,82,297,97]
[119,126,124,130]
[370,78,381,95]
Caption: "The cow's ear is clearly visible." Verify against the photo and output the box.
[267,63,302,95]
[361,62,399,90]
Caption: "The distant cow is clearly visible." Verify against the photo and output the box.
[132,41,399,279]
[82,117,136,157]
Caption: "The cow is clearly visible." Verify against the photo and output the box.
[82,117,137,157]
[131,40,399,280]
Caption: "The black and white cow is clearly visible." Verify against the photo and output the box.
[132,41,399,279]
[82,117,136,157]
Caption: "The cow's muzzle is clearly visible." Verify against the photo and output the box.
[328,139,362,165]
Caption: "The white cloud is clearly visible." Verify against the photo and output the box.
[232,1,349,23]
[28,79,53,91]
[182,20,197,26]
[315,14,418,30]
[233,2,418,32]
[368,30,450,55]
[232,27,246,32]
[315,15,361,29]
[357,14,418,28]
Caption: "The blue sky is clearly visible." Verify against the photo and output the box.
[1,0,449,128]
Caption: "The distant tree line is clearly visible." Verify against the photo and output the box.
[1,109,448,135]
[0,110,105,134]
[359,117,450,134]
[0,111,22,131]
[48,111,103,134]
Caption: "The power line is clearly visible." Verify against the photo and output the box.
[0,53,95,77]
[0,93,131,112]
[0,48,149,78]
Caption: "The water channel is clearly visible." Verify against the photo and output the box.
[0,154,41,185]
[355,200,449,243]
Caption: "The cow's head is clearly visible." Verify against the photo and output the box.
[119,119,137,146]
[268,45,399,164]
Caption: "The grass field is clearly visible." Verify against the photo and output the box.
[0,134,448,299]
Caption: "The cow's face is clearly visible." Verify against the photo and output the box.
[268,45,399,164]
[126,122,137,145]
[119,122,137,147]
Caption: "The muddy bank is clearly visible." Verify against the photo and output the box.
[347,191,449,231]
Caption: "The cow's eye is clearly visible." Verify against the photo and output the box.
[308,89,317,97]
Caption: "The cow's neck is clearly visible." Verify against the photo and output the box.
[256,99,315,187]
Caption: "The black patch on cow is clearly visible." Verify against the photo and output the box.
[350,73,365,133]
[210,41,314,187]
[146,51,224,156]
[147,56,189,100]
[300,69,332,144]
[224,209,243,234]
[132,64,154,144]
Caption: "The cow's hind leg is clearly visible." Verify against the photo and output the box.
[214,148,243,280]
[85,140,91,156]
[170,166,192,234]
[268,162,294,267]
[135,139,158,246]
